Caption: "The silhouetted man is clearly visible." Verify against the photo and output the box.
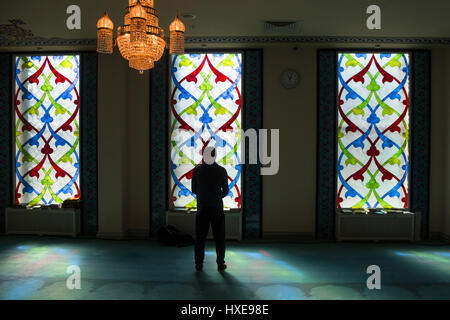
[192,146,229,271]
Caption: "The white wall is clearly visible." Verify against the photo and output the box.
[125,69,150,236]
[262,45,317,234]
[97,51,128,236]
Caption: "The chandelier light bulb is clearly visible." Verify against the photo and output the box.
[96,12,114,54]
[169,15,185,54]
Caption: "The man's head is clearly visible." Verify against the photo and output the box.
[202,146,216,165]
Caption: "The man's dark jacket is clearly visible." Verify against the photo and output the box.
[192,162,229,209]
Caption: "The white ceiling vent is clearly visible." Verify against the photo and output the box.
[262,21,301,34]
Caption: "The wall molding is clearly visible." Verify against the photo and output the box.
[262,232,315,241]
[96,232,128,240]
[97,230,151,240]
[0,38,96,48]
[2,36,450,48]
[80,52,99,236]
[410,50,431,240]
[149,55,168,237]
[186,36,450,45]
[127,229,151,239]
[444,233,450,243]
[316,50,336,240]
[429,232,450,243]
[243,49,263,239]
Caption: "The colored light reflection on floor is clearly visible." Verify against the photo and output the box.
[1,237,449,300]
[0,244,81,299]
[205,249,303,283]
[394,250,450,274]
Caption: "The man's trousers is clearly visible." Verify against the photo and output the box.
[194,206,225,265]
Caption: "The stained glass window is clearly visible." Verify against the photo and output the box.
[337,52,410,209]
[169,53,242,210]
[14,55,80,205]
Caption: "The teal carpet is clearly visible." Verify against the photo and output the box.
[0,235,449,300]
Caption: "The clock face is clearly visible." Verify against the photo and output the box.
[280,69,300,89]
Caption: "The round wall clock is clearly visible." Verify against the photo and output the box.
[280,69,300,89]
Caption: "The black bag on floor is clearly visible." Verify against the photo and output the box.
[157,225,195,247]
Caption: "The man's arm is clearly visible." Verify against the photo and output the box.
[221,167,229,198]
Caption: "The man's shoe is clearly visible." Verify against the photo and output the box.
[217,263,227,271]
[195,264,203,271]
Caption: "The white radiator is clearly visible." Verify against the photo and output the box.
[336,210,417,241]
[166,211,242,240]
[5,207,80,237]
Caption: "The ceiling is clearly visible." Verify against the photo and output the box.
[1,0,449,41]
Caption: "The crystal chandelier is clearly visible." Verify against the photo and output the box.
[96,0,185,74]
